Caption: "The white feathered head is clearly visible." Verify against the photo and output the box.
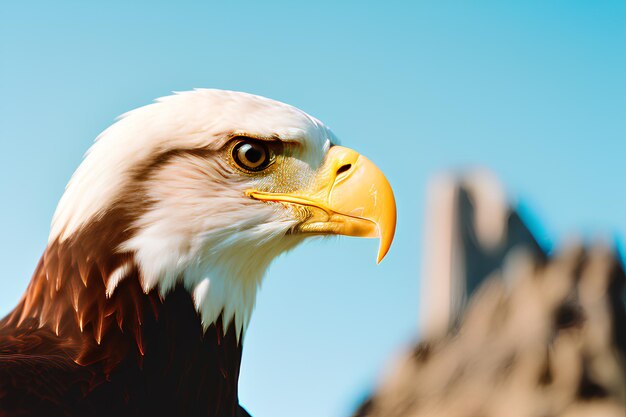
[50,89,396,336]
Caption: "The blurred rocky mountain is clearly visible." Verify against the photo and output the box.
[354,172,626,417]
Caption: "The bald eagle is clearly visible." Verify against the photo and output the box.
[0,90,396,417]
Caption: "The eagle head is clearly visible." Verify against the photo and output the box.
[49,89,396,338]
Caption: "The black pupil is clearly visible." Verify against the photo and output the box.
[245,145,263,164]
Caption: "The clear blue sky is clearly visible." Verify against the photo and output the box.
[0,1,624,416]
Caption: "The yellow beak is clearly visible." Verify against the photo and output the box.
[246,146,397,263]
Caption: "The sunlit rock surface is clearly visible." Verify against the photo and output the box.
[354,173,626,417]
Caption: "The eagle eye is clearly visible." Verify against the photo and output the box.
[232,139,273,172]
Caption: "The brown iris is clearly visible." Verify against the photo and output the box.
[232,139,272,172]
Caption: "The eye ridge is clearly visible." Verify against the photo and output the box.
[232,139,273,172]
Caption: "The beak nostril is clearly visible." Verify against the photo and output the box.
[336,164,352,176]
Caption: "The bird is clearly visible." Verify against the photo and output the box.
[0,89,397,417]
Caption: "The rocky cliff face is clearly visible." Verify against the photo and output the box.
[355,173,626,417]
